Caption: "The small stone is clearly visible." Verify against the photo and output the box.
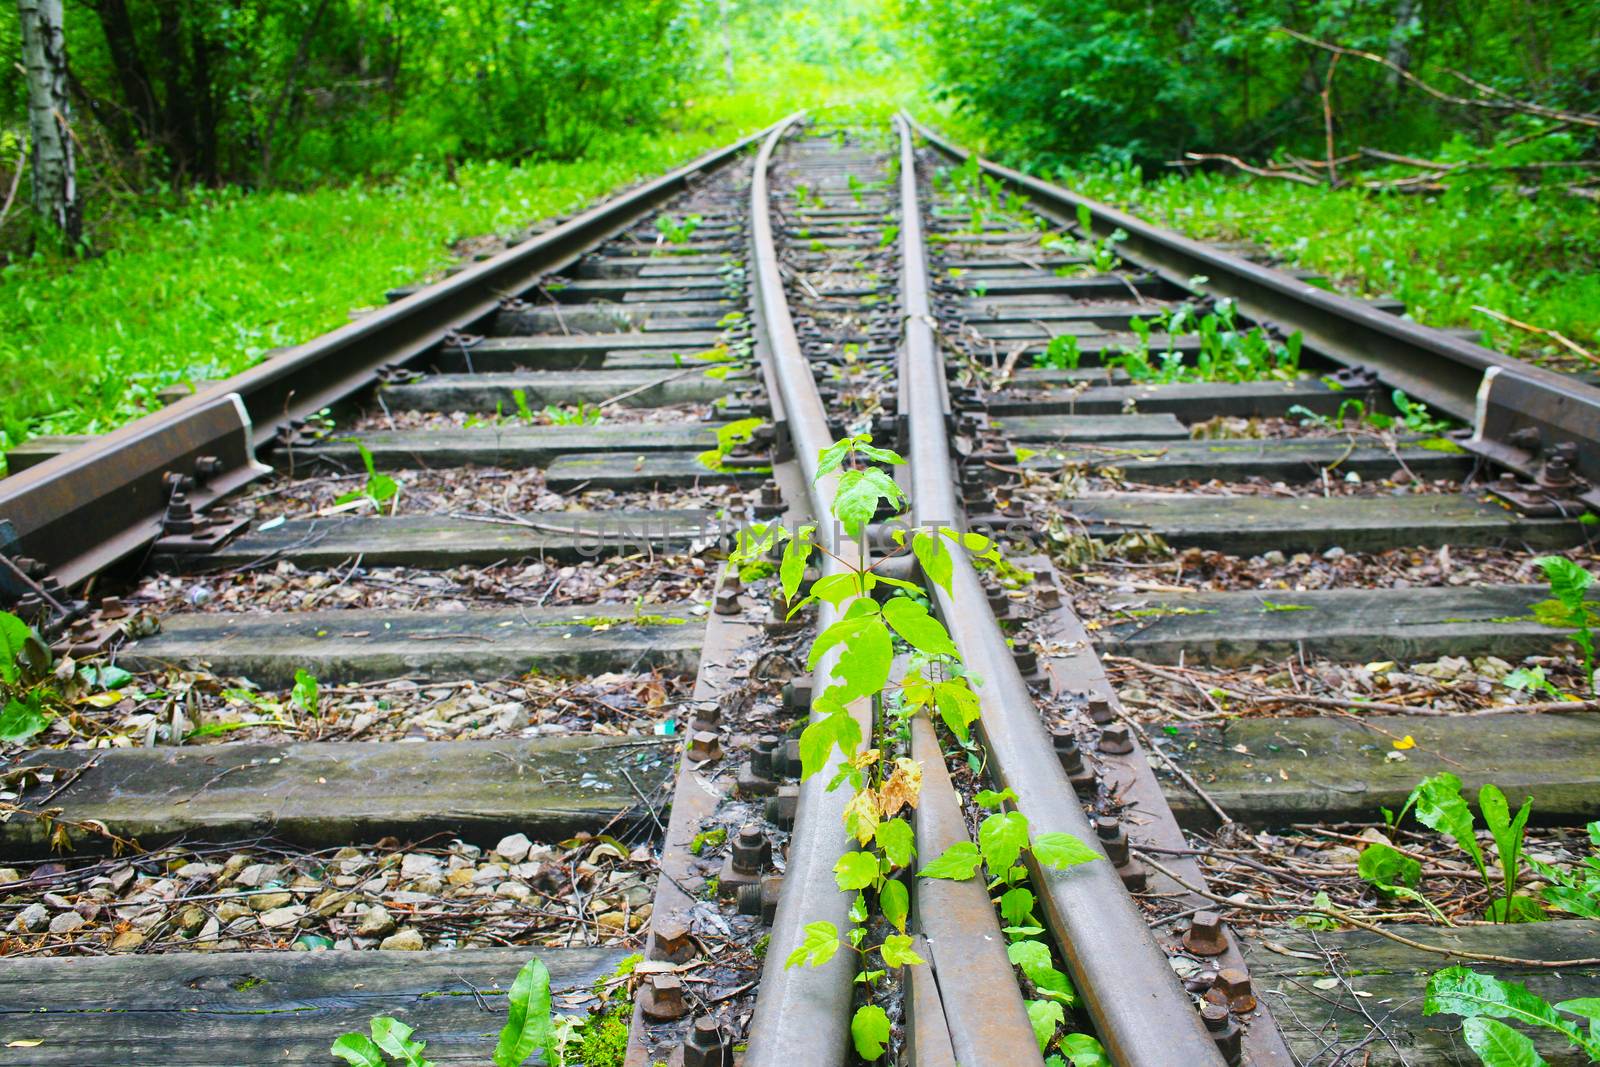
[250,892,293,912]
[108,866,137,893]
[221,853,253,880]
[400,854,441,879]
[494,833,533,864]
[9,903,48,932]
[0,867,20,884]
[233,863,283,888]
[1322,546,1346,560]
[446,868,476,887]
[49,911,86,934]
[357,905,397,937]
[380,927,425,951]
[595,912,627,933]
[259,905,308,930]
[110,928,146,951]
[1261,550,1285,565]
[175,862,222,880]
[471,864,508,885]
[179,904,208,931]
[42,892,74,911]
[492,703,528,731]
[495,881,532,902]
[217,901,253,922]
[193,917,221,947]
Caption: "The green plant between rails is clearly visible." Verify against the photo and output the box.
[334,441,402,515]
[1425,966,1600,1066]
[1529,556,1598,694]
[332,952,639,1067]
[1104,299,1303,384]
[728,432,1105,1060]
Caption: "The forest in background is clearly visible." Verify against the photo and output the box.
[0,0,1596,458]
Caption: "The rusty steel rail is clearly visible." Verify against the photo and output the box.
[741,114,874,1067]
[900,111,1544,420]
[893,115,1226,1065]
[0,120,782,600]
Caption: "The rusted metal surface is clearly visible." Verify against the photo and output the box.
[901,111,1600,431]
[909,714,1042,1066]
[741,114,871,1067]
[0,121,780,600]
[1467,365,1600,515]
[0,392,270,596]
[903,934,959,1067]
[894,115,1225,1066]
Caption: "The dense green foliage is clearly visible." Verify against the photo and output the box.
[910,0,1600,167]
[1062,161,1599,359]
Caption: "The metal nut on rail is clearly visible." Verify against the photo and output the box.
[686,731,722,764]
[1052,732,1098,794]
[688,701,721,733]
[1086,695,1114,724]
[1097,723,1134,755]
[651,913,696,964]
[680,1015,728,1067]
[1093,816,1130,866]
[730,825,772,876]
[1208,967,1257,1014]
[765,785,799,829]
[639,974,689,1022]
[1183,910,1229,957]
[714,587,742,616]
[736,875,783,924]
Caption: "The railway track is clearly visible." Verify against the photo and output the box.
[1,113,1598,1066]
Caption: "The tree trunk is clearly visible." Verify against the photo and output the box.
[16,0,81,247]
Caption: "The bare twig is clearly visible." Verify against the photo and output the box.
[1471,304,1600,365]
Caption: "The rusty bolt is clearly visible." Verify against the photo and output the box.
[686,730,722,763]
[682,1015,727,1067]
[194,454,224,479]
[1097,723,1134,755]
[689,701,721,732]
[1086,695,1114,724]
[1036,584,1062,610]
[639,974,689,1022]
[750,734,781,777]
[1094,816,1130,866]
[1200,1000,1242,1065]
[1210,967,1256,1013]
[1052,731,1083,772]
[1183,911,1229,957]
[731,825,772,875]
[714,588,741,616]
[765,785,799,829]
[761,483,783,506]
[736,875,783,925]
[651,914,695,964]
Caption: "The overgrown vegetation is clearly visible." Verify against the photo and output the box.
[731,433,1105,1060]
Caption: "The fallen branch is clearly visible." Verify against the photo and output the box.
[1472,304,1600,366]
[1279,27,1600,130]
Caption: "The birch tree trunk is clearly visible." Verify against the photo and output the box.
[16,0,81,247]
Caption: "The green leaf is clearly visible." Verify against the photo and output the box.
[1462,1017,1549,1067]
[975,788,1017,810]
[780,527,815,605]
[785,921,840,969]
[880,878,910,933]
[492,956,553,1067]
[808,571,862,608]
[1409,773,1487,883]
[999,886,1035,927]
[1026,999,1065,1053]
[877,818,915,869]
[1557,998,1600,1046]
[291,668,319,716]
[1057,1033,1110,1067]
[912,529,953,594]
[1481,783,1534,908]
[1033,832,1099,871]
[919,841,981,881]
[798,709,863,781]
[854,442,905,465]
[1007,939,1077,1006]
[880,933,924,968]
[1426,966,1589,1054]
[370,1017,434,1067]
[851,1004,891,1061]
[979,810,1031,874]
[1535,556,1593,614]
[809,612,892,705]
[833,466,904,536]
[815,438,853,479]
[0,611,46,685]
[882,597,958,657]
[834,851,879,892]
[330,1033,388,1067]
[0,697,50,743]
[1484,895,1547,923]
[1358,842,1421,894]
[932,678,981,742]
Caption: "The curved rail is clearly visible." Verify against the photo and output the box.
[741,114,873,1067]
[893,116,1225,1065]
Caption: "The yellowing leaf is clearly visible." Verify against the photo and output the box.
[7,1040,44,1048]
[1393,735,1416,750]
[843,788,881,846]
[878,758,922,817]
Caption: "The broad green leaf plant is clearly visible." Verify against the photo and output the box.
[1530,556,1597,693]
[1426,966,1600,1066]
[332,956,558,1067]
[730,433,1103,1060]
